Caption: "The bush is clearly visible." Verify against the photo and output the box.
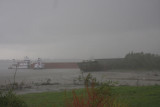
[0,90,27,107]
[65,74,127,107]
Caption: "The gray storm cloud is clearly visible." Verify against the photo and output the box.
[0,0,160,59]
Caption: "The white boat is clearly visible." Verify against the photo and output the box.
[9,56,31,69]
[34,58,44,69]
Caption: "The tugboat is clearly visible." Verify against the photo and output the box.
[33,58,45,69]
[8,56,31,69]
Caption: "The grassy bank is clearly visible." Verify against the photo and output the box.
[19,85,160,107]
[112,86,160,107]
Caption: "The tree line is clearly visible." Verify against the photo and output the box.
[78,52,160,71]
[123,52,160,70]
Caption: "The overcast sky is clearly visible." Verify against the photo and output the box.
[0,0,160,60]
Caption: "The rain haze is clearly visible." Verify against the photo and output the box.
[1,1,160,103]
[0,0,160,60]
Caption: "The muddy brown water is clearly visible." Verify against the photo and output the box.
[0,60,160,94]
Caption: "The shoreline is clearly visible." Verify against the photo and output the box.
[0,69,160,94]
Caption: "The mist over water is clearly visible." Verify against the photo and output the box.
[0,60,160,94]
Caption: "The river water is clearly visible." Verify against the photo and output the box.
[0,60,160,94]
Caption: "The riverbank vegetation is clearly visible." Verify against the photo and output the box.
[0,90,27,107]
[19,85,160,107]
[1,80,160,107]
[19,74,160,107]
[78,52,160,71]
[1,73,160,107]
